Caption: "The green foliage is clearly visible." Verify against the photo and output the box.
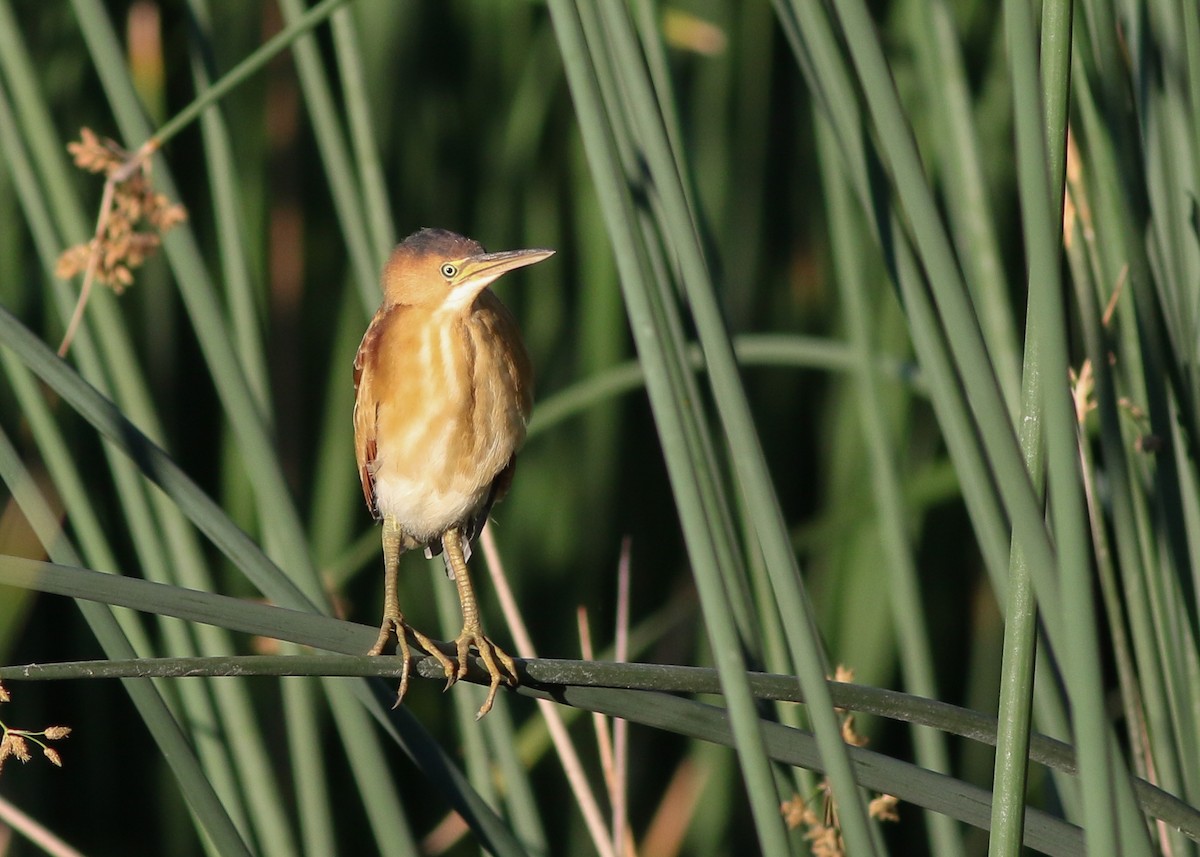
[0,1,1198,855]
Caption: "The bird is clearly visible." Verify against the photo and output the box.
[353,227,552,718]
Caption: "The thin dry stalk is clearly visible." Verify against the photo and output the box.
[0,795,86,857]
[613,537,632,857]
[640,758,708,857]
[418,810,469,855]
[577,607,618,800]
[480,524,616,857]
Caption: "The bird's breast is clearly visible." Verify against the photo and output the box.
[366,299,531,541]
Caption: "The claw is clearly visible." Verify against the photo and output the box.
[368,615,412,706]
[367,616,454,707]
[451,629,518,718]
[410,625,456,689]
[439,527,519,718]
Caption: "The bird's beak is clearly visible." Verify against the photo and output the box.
[452,248,555,296]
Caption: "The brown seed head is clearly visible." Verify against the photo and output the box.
[8,734,30,763]
[869,794,900,823]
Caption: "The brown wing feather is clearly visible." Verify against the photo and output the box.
[457,293,532,545]
[458,296,530,546]
[353,307,389,519]
[483,289,535,426]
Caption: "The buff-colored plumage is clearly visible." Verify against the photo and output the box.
[353,228,550,718]
[353,288,531,546]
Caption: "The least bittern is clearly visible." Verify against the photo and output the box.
[353,227,552,718]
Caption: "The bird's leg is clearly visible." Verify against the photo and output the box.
[368,516,454,707]
[442,527,519,718]
[366,516,412,705]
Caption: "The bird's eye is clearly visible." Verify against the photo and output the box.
[440,263,458,279]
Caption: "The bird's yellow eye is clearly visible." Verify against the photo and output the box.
[440,263,458,279]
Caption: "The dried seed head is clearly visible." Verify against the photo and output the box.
[780,794,817,830]
[805,824,843,857]
[43,726,72,740]
[67,127,125,175]
[840,713,868,747]
[111,265,134,291]
[57,127,188,298]
[55,244,92,280]
[151,202,187,231]
[9,734,30,764]
[42,747,62,767]
[119,192,143,223]
[0,681,9,703]
[868,794,900,823]
[125,233,160,267]
[104,236,129,270]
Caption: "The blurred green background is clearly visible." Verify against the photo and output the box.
[1,0,1198,855]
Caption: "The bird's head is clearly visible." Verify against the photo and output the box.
[381,228,554,312]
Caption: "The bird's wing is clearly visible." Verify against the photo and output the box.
[463,454,517,544]
[461,293,532,544]
[352,308,386,519]
[486,290,535,424]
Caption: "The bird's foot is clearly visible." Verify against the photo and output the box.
[448,628,519,719]
[367,616,455,708]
